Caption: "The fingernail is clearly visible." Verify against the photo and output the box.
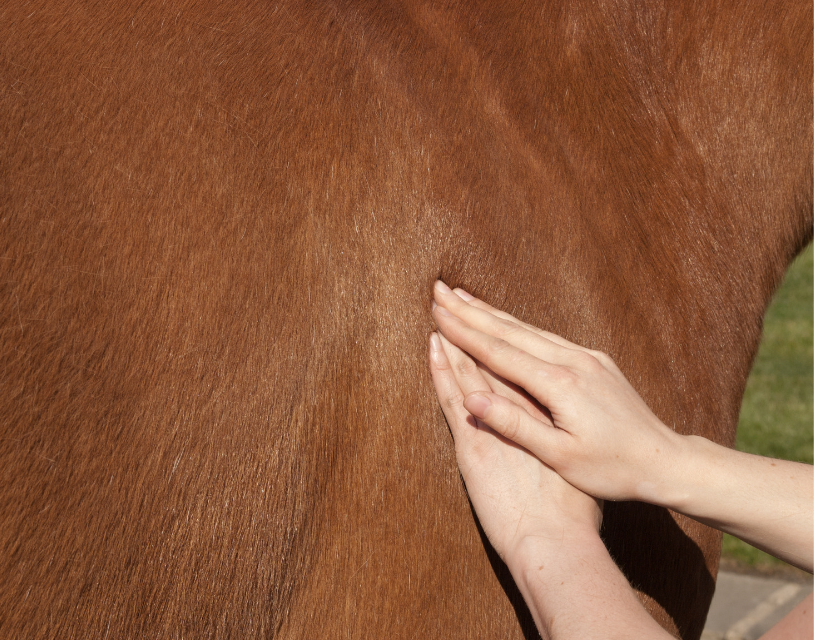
[454,288,474,302]
[432,300,437,311]
[434,305,452,317]
[464,393,492,417]
[429,332,442,353]
[435,280,452,295]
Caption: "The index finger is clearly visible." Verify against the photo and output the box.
[434,281,583,369]
[452,287,584,351]
[432,305,563,408]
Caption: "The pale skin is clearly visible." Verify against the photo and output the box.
[429,280,813,640]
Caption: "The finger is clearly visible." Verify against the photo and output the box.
[452,287,583,351]
[435,334,535,483]
[437,332,492,397]
[463,391,564,465]
[432,304,565,407]
[428,332,474,444]
[476,362,555,427]
[438,334,507,444]
[452,287,621,376]
[434,281,583,367]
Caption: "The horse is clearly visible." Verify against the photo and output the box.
[1,1,810,638]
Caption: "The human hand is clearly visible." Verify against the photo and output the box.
[431,280,685,504]
[428,331,603,566]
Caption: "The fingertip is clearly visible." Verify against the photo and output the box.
[429,331,441,353]
[463,392,492,418]
[429,332,445,364]
[434,280,453,295]
[436,331,463,359]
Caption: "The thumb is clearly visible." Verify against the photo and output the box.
[463,392,561,465]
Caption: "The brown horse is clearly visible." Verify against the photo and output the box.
[1,1,810,638]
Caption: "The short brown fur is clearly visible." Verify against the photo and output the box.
[0,1,811,638]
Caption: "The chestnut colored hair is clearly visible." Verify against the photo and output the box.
[1,1,810,638]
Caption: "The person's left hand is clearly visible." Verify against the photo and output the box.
[428,331,603,566]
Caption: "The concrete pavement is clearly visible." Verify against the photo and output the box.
[702,571,812,640]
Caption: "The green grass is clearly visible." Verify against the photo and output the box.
[721,243,813,571]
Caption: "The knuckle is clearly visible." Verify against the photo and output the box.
[454,356,478,378]
[550,364,576,385]
[432,355,453,372]
[575,351,602,373]
[484,336,511,358]
[493,319,519,339]
[501,408,522,441]
[443,389,466,412]
[588,349,614,368]
[548,366,580,395]
[505,418,521,442]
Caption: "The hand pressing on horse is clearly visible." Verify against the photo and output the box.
[428,330,675,639]
[431,279,682,505]
[431,280,814,574]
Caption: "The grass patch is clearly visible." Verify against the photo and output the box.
[721,243,813,572]
[735,245,813,464]
[721,534,786,571]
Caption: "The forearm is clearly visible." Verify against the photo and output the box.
[641,435,813,572]
[507,532,674,640]
[760,593,812,640]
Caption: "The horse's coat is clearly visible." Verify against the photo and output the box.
[0,1,811,638]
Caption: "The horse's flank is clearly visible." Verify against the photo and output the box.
[0,2,811,638]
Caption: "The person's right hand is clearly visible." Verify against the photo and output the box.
[431,280,687,504]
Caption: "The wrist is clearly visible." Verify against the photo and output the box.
[633,432,720,513]
[508,530,673,640]
[507,526,606,584]
[628,426,690,508]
